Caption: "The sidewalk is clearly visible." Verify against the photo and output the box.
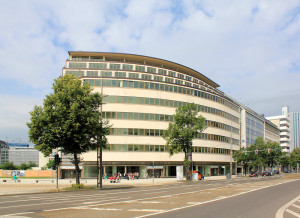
[0,175,230,196]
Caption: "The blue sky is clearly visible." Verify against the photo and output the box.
[0,0,300,143]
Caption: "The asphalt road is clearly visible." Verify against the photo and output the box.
[0,176,299,218]
[151,179,300,218]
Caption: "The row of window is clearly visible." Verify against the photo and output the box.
[68,62,200,84]
[70,57,206,85]
[67,61,227,105]
[84,79,240,121]
[106,144,231,154]
[109,128,240,145]
[246,117,264,130]
[66,70,239,111]
[67,69,238,112]
[66,69,238,112]
[102,111,239,134]
[246,128,264,138]
[103,95,239,124]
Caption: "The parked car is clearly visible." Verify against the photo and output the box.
[273,170,279,174]
[262,171,271,177]
[283,169,291,173]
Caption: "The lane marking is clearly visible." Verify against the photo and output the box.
[286,209,300,218]
[128,209,164,212]
[276,195,300,218]
[83,197,130,204]
[139,180,300,218]
[0,196,130,210]
[76,207,122,211]
[292,204,300,209]
[2,179,297,217]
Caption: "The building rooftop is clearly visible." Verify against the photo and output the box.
[68,51,220,88]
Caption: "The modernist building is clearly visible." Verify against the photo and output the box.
[61,51,279,178]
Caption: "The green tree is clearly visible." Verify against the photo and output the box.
[0,162,18,170]
[19,163,29,170]
[233,147,249,175]
[46,159,56,170]
[27,75,110,184]
[265,141,282,169]
[163,103,206,180]
[290,148,300,169]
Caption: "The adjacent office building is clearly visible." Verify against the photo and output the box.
[61,51,280,178]
[0,142,39,166]
[289,111,300,151]
[266,106,290,153]
[0,140,9,164]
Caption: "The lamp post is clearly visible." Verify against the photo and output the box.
[97,71,104,189]
[230,121,233,179]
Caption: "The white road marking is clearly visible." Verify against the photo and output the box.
[139,181,297,218]
[83,197,130,204]
[276,195,300,218]
[2,179,296,217]
[286,209,300,218]
[292,204,300,209]
[76,207,122,211]
[128,209,164,212]
[144,191,167,194]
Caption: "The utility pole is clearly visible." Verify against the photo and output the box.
[230,121,233,179]
[152,161,154,184]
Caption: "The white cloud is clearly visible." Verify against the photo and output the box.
[0,0,300,142]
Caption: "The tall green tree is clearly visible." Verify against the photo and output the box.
[27,75,110,184]
[290,148,300,169]
[234,137,284,173]
[233,147,249,175]
[163,103,206,180]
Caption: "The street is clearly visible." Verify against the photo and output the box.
[0,176,299,218]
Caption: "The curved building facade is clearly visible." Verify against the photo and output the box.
[62,52,241,178]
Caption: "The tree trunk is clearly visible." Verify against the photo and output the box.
[74,153,80,185]
[184,152,189,181]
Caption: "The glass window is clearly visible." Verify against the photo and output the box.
[110,63,121,70]
[69,62,86,69]
[117,112,122,119]
[139,129,145,135]
[150,145,154,151]
[158,69,167,75]
[155,145,159,152]
[128,128,133,135]
[123,64,133,71]
[122,144,127,151]
[115,72,126,78]
[147,67,156,73]
[136,65,145,72]
[111,144,117,151]
[139,145,145,152]
[128,144,133,151]
[129,73,139,79]
[145,145,150,151]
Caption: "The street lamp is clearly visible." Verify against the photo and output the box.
[97,71,104,189]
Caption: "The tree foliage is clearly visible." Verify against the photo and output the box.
[46,159,56,170]
[233,137,284,172]
[0,161,37,170]
[163,103,206,180]
[290,148,300,168]
[27,75,110,184]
